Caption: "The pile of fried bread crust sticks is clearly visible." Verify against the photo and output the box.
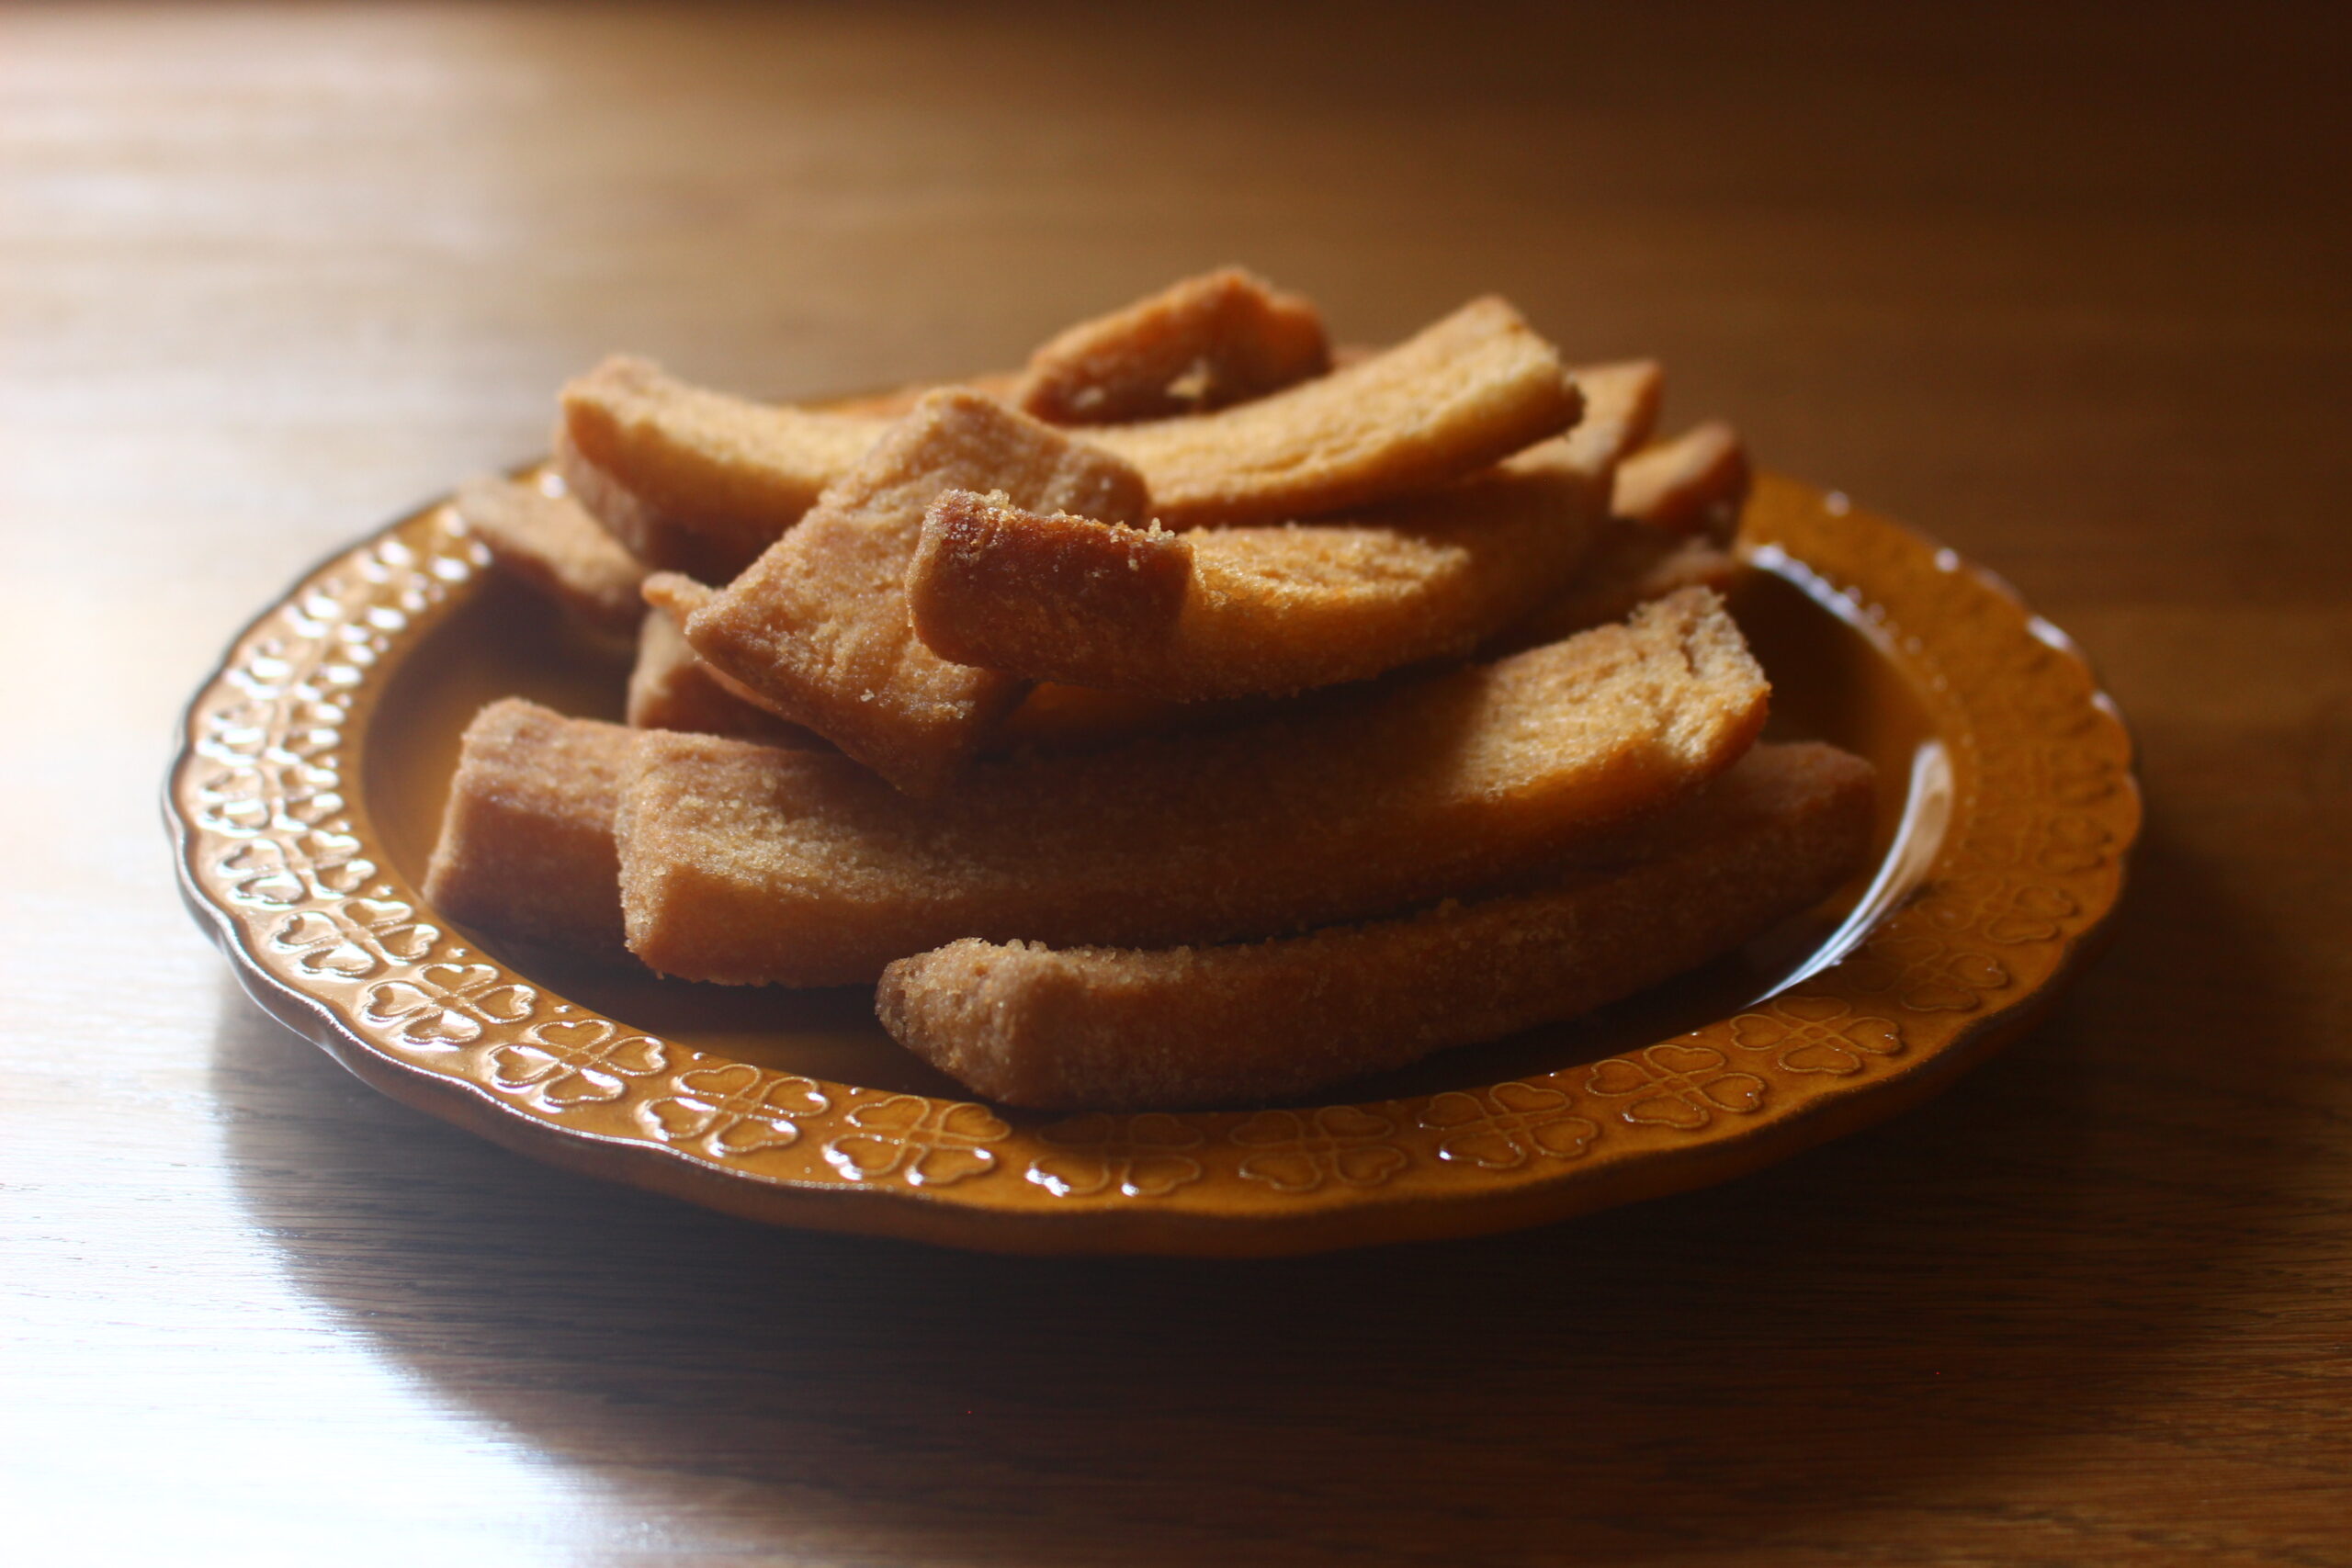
[428,268,1873,1111]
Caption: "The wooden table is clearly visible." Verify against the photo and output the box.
[6,4,2346,1562]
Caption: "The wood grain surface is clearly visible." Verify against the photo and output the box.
[4,3,2347,1562]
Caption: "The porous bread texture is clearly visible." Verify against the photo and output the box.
[905,361,1663,704]
[615,588,1770,986]
[422,699,638,954]
[557,355,888,581]
[453,474,648,637]
[1014,266,1331,425]
[876,742,1874,1110]
[1086,296,1582,526]
[682,388,1149,797]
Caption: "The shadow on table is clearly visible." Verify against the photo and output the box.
[211,818,2301,1562]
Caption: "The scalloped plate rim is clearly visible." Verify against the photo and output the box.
[166,471,2142,1256]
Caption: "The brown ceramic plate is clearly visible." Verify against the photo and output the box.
[170,473,2137,1256]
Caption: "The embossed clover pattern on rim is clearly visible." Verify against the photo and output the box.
[169,474,2139,1256]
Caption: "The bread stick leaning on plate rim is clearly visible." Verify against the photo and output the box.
[878,741,1875,1111]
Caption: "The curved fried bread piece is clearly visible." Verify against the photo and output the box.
[907,360,1663,703]
[1087,296,1581,526]
[556,355,888,581]
[683,389,1149,797]
[616,588,1770,986]
[1494,529,1738,654]
[1613,420,1750,543]
[1014,266,1331,425]
[877,742,1872,1110]
[1562,358,1665,473]
[453,474,647,637]
[628,575,814,743]
[423,699,637,956]
[907,462,1594,702]
[1490,421,1751,652]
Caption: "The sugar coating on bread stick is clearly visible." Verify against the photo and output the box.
[909,458,1599,703]
[423,699,638,954]
[453,473,648,636]
[617,588,1769,986]
[909,360,1664,703]
[1015,266,1331,425]
[1613,421,1750,544]
[876,742,1873,1109]
[1086,296,1581,526]
[557,355,888,581]
[683,389,1150,797]
[628,576,814,743]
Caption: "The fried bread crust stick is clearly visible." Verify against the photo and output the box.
[557,296,1566,570]
[1561,358,1667,475]
[682,389,1149,797]
[876,742,1872,1110]
[906,361,1664,703]
[1014,266,1331,425]
[1613,420,1750,542]
[422,699,639,955]
[1085,296,1582,526]
[637,577,1144,762]
[1489,421,1751,652]
[453,474,648,637]
[556,355,888,581]
[628,576,813,743]
[616,588,1770,986]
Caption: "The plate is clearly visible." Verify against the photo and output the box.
[169,473,2138,1255]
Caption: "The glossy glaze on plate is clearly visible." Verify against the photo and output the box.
[168,474,2138,1255]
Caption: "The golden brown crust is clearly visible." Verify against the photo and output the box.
[1562,359,1666,475]
[908,491,1194,683]
[556,355,888,580]
[908,361,1664,703]
[616,589,1770,986]
[908,457,1599,701]
[1086,296,1581,526]
[421,699,638,955]
[876,743,1873,1110]
[628,576,814,743]
[452,474,648,636]
[986,682,1253,754]
[1613,420,1750,544]
[1486,418,1748,653]
[550,302,1580,564]
[1013,266,1331,425]
[681,389,1149,797]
